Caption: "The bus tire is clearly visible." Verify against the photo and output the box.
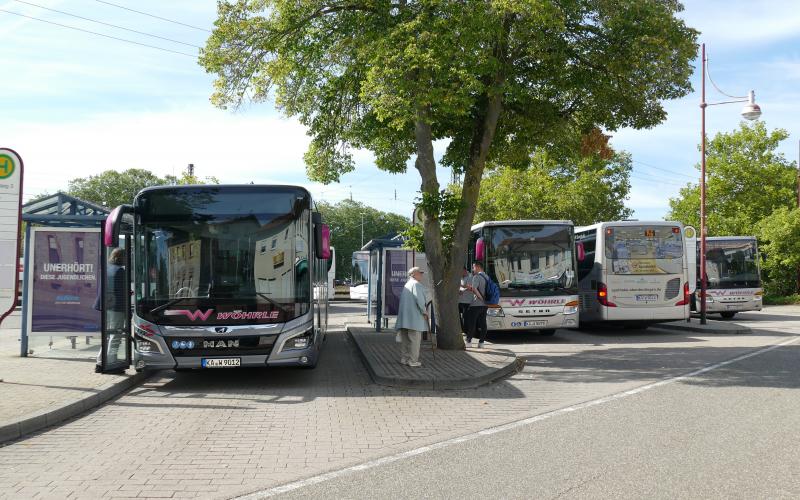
[720,312,736,319]
[539,329,557,336]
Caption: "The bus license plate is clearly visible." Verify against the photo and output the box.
[636,294,659,302]
[202,358,241,368]
[512,320,547,327]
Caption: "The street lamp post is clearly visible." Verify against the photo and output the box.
[699,43,762,325]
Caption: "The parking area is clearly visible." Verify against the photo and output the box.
[0,304,798,499]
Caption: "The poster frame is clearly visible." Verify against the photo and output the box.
[25,226,102,337]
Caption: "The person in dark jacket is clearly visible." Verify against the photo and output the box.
[95,248,126,371]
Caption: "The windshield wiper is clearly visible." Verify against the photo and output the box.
[150,298,189,314]
[257,293,289,315]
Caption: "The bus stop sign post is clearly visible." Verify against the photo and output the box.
[0,148,24,328]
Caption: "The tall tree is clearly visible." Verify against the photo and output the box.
[668,121,797,235]
[317,200,410,279]
[201,0,697,349]
[68,169,220,208]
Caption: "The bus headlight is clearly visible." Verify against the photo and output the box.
[283,329,314,351]
[704,295,714,303]
[134,335,162,354]
[487,307,504,317]
[563,300,579,315]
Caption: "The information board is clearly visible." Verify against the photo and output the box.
[0,148,23,325]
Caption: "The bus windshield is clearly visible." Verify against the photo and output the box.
[704,239,760,288]
[134,187,312,325]
[487,224,576,296]
[605,225,683,275]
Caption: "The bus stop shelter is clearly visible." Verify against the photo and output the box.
[361,236,430,332]
[18,193,109,357]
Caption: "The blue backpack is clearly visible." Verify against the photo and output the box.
[480,272,500,305]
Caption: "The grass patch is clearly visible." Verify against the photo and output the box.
[764,294,800,305]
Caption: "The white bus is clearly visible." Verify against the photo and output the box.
[470,220,579,335]
[695,236,763,318]
[575,221,690,326]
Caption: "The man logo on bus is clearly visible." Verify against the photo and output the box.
[164,309,214,321]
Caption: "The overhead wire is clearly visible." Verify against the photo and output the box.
[0,8,197,57]
[12,0,202,48]
[93,0,212,33]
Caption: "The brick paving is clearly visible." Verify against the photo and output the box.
[0,305,797,499]
[0,314,139,432]
[348,326,518,389]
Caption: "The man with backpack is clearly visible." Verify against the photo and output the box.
[464,261,498,348]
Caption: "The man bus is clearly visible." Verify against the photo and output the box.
[103,184,331,371]
[695,236,763,318]
[470,220,579,336]
[575,221,691,327]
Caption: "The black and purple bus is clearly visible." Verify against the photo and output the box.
[102,185,331,372]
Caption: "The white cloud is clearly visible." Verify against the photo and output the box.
[682,0,800,47]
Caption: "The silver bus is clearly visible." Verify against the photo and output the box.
[470,220,579,335]
[695,236,763,318]
[576,221,691,326]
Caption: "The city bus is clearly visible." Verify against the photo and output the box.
[102,185,332,372]
[470,220,579,335]
[575,221,690,326]
[695,236,763,318]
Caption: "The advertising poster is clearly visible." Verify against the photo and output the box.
[29,228,101,335]
[383,249,415,316]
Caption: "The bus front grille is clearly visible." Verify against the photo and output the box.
[166,335,277,357]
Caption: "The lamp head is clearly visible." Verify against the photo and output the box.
[741,90,762,120]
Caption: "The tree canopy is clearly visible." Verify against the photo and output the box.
[202,0,698,348]
[476,147,633,225]
[759,207,800,296]
[67,168,219,208]
[668,121,797,235]
[317,199,410,279]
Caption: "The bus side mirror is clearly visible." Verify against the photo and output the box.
[314,221,331,260]
[104,205,133,247]
[475,238,485,262]
[577,242,586,262]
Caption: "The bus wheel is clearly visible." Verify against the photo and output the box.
[720,312,736,319]
[539,329,557,336]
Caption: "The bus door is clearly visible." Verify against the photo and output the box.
[99,226,132,374]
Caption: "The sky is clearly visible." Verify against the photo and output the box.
[1,0,799,221]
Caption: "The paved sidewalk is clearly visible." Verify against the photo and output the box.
[0,315,149,444]
[347,325,520,389]
[653,318,752,335]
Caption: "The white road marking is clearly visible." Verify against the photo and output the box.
[235,335,800,499]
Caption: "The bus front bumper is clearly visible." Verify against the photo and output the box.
[486,311,579,331]
[704,297,762,313]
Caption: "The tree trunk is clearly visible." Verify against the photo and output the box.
[412,18,510,350]
[413,112,464,349]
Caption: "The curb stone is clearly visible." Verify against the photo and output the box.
[345,326,520,390]
[652,321,752,335]
[0,370,153,445]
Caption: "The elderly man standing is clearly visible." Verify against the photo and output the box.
[394,266,429,367]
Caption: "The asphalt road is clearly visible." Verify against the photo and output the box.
[1,304,799,499]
